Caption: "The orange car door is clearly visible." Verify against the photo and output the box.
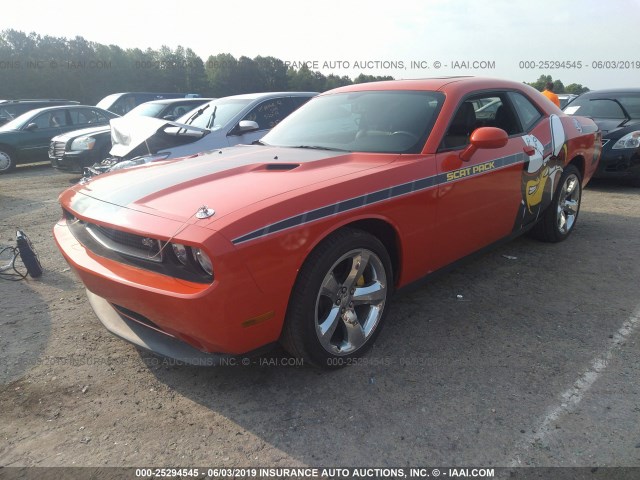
[432,93,529,270]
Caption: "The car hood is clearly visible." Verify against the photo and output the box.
[592,118,640,137]
[109,116,209,157]
[68,145,395,225]
[52,125,111,142]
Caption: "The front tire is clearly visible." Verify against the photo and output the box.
[530,164,582,242]
[0,146,16,173]
[281,228,393,368]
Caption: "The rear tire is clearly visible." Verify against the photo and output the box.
[281,228,393,368]
[530,164,582,243]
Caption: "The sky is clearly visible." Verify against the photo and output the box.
[2,0,639,90]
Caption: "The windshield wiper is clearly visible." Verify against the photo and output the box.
[184,104,209,125]
[292,145,350,152]
[176,104,210,135]
[205,106,218,130]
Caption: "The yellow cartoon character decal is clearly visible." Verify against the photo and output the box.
[514,115,566,230]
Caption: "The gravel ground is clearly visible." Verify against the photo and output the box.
[0,164,639,470]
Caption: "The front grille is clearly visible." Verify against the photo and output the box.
[49,141,66,159]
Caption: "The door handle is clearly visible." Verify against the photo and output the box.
[523,145,536,156]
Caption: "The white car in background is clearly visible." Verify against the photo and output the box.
[91,92,317,175]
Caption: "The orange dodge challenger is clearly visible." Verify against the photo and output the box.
[54,78,601,368]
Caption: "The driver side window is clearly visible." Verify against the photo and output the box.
[31,110,68,129]
[440,93,522,150]
[242,98,293,130]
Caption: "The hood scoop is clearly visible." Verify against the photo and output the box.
[262,163,300,171]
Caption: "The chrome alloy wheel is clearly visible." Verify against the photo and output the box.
[556,173,581,235]
[0,151,12,172]
[314,248,387,355]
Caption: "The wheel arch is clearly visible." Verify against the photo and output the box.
[568,155,585,182]
[0,143,17,155]
[301,217,402,287]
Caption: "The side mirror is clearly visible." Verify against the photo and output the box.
[163,114,176,121]
[237,120,259,133]
[459,127,508,162]
[25,122,39,131]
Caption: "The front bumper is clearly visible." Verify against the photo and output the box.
[593,143,640,179]
[50,151,94,173]
[53,217,284,357]
[87,289,233,365]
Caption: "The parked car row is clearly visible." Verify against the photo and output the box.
[0,91,316,174]
[3,86,639,187]
[92,92,317,175]
[49,97,212,173]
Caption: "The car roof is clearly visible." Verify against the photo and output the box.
[0,99,78,104]
[20,105,110,116]
[223,91,318,101]
[324,76,534,95]
[578,88,640,96]
[141,98,214,105]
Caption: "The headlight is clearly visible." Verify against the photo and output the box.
[192,248,213,276]
[108,153,170,172]
[612,131,640,150]
[171,243,189,265]
[70,136,96,151]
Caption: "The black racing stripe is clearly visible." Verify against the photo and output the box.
[366,189,391,204]
[390,182,413,197]
[268,215,305,233]
[232,151,526,244]
[413,176,437,190]
[234,228,268,244]
[305,205,337,223]
[337,196,366,212]
[78,146,342,210]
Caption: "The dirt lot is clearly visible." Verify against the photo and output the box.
[1,164,639,469]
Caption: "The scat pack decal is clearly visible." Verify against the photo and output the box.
[445,160,497,182]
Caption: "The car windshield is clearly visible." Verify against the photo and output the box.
[260,91,444,154]
[178,98,252,130]
[0,110,38,131]
[564,93,640,119]
[96,94,121,111]
[126,103,166,118]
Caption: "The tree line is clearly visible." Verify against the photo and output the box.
[1,30,589,105]
[0,30,392,104]
[525,75,589,95]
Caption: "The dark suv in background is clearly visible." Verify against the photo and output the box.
[0,99,79,126]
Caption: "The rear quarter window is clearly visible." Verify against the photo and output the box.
[508,92,542,131]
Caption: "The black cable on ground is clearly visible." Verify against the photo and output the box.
[0,245,29,281]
